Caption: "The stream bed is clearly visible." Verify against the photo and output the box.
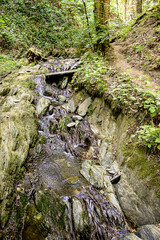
[4,59,130,240]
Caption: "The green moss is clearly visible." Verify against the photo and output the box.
[20,192,29,207]
[0,54,24,75]
[36,191,66,229]
[121,139,160,197]
[23,204,48,240]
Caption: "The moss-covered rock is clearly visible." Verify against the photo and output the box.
[0,66,38,226]
[22,204,48,240]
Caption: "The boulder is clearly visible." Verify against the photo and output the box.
[120,233,142,240]
[115,174,155,227]
[61,76,68,89]
[80,160,93,183]
[36,97,51,116]
[68,98,76,112]
[135,225,160,240]
[58,95,66,102]
[72,115,83,121]
[44,85,54,97]
[67,122,75,128]
[104,175,122,213]
[72,198,88,233]
[27,47,42,63]
[68,92,84,113]
[77,97,92,116]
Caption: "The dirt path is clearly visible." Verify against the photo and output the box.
[112,43,160,94]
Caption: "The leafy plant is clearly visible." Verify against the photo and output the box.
[59,116,70,131]
[39,135,46,144]
[137,125,160,149]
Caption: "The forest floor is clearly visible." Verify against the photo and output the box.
[112,43,160,95]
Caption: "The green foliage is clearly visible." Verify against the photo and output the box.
[59,116,70,131]
[0,54,25,75]
[36,191,66,229]
[0,0,85,56]
[137,125,160,150]
[114,23,132,39]
[73,52,108,95]
[39,135,46,144]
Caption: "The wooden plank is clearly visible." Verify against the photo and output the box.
[46,70,77,78]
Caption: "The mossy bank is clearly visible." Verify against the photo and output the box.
[0,63,39,227]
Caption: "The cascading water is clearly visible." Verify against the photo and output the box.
[4,59,130,240]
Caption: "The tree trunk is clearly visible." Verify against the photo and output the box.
[116,0,119,18]
[136,0,142,14]
[81,0,94,50]
[125,0,127,21]
[94,0,110,56]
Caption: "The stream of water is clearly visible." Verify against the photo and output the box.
[4,59,130,240]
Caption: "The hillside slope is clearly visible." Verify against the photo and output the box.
[115,4,160,81]
[0,0,83,57]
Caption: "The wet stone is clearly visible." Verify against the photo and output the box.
[72,198,88,233]
[136,225,160,240]
[61,76,68,89]
[14,99,20,103]
[49,105,54,115]
[58,95,66,102]
[121,233,142,240]
[77,97,92,116]
[72,115,83,121]
[67,122,75,128]
[36,97,51,116]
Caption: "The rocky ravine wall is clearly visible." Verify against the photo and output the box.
[67,90,160,228]
[87,95,160,227]
[0,66,39,227]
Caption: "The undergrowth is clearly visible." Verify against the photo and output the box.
[0,0,87,57]
[0,54,26,75]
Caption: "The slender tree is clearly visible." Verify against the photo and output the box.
[81,0,94,50]
[125,0,127,21]
[94,0,110,55]
[136,0,142,14]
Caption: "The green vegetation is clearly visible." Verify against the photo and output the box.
[59,116,70,131]
[74,52,160,124]
[0,54,26,75]
[39,135,46,144]
[0,0,94,57]
[73,52,108,94]
[122,137,160,197]
[137,125,160,150]
[36,191,66,229]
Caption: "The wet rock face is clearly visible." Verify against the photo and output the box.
[77,97,92,116]
[135,225,160,240]
[87,95,160,227]
[121,233,142,240]
[115,175,156,227]
[80,160,122,213]
[36,97,51,116]
[72,198,88,233]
